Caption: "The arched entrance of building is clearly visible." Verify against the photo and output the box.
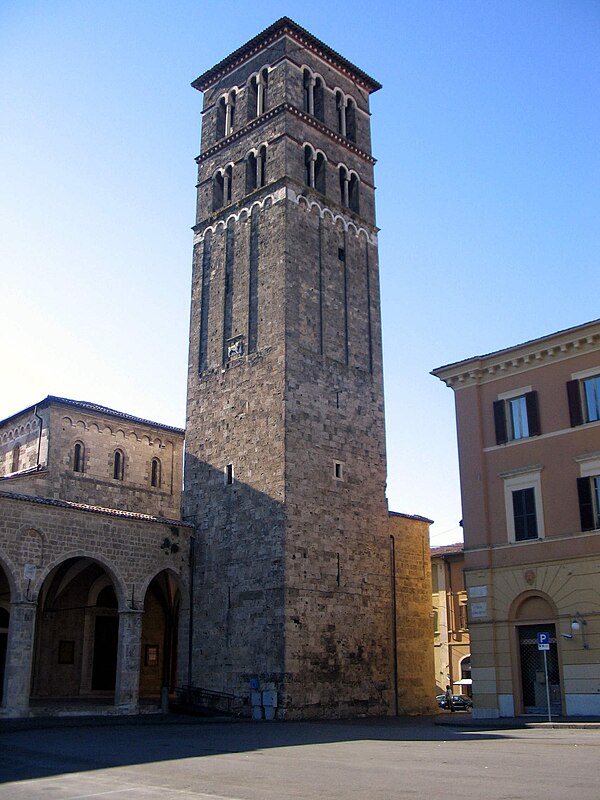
[511,593,562,716]
[139,571,181,701]
[32,557,120,700]
[0,562,10,704]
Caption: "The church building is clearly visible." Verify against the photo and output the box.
[0,18,434,719]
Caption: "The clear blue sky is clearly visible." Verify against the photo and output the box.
[2,1,599,545]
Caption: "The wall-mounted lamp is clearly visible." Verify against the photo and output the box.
[571,613,589,649]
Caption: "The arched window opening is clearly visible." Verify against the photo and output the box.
[336,91,346,137]
[224,165,233,204]
[11,444,20,473]
[216,97,226,140]
[314,77,324,122]
[151,458,161,488]
[257,68,268,115]
[247,76,258,121]
[113,449,124,481]
[225,91,236,136]
[258,145,267,187]
[246,152,258,193]
[339,165,349,206]
[213,171,224,211]
[315,152,326,194]
[345,99,357,143]
[303,69,312,113]
[304,145,316,188]
[348,173,360,213]
[73,442,85,473]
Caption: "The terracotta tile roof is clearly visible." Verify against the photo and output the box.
[431,542,464,557]
[0,490,192,528]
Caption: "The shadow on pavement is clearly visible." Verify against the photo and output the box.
[0,714,519,785]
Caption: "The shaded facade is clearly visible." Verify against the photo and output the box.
[433,319,600,718]
[184,17,435,718]
[0,397,189,717]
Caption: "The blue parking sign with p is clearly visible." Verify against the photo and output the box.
[537,632,550,650]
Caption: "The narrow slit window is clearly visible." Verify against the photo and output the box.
[151,458,161,488]
[113,449,124,481]
[73,442,85,473]
[334,461,344,481]
[225,463,234,485]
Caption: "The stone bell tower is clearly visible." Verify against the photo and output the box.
[184,18,400,718]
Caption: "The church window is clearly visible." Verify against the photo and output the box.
[73,442,85,473]
[113,449,124,481]
[247,69,268,121]
[246,146,267,194]
[345,98,357,143]
[336,91,346,137]
[304,146,325,193]
[213,166,233,211]
[339,166,359,213]
[217,90,237,139]
[303,68,325,122]
[11,444,20,472]
[151,457,161,488]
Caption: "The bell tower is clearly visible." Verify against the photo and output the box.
[184,18,396,718]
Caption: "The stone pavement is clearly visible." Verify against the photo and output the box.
[1,714,600,799]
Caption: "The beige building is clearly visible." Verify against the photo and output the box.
[433,319,600,718]
[0,396,190,717]
[431,543,470,696]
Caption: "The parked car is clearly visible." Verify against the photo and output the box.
[436,694,473,711]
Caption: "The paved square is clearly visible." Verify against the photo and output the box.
[0,717,598,799]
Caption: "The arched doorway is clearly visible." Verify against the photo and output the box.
[32,558,120,700]
[139,571,181,701]
[512,593,562,715]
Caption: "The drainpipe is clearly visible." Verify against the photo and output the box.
[389,535,399,716]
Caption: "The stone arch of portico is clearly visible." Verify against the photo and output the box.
[0,550,17,602]
[139,568,185,699]
[31,554,126,702]
[31,550,127,610]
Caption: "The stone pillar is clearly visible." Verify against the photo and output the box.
[2,601,37,718]
[114,609,144,713]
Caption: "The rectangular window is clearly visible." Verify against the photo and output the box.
[493,391,540,445]
[508,396,529,440]
[512,488,538,541]
[333,461,344,481]
[458,603,469,630]
[567,372,600,426]
[583,375,600,422]
[225,463,234,485]
[577,475,600,531]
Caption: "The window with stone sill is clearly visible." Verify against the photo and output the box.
[493,390,540,445]
[568,372,600,426]
[502,467,544,543]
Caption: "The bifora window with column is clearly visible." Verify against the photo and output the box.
[339,165,359,214]
[335,90,357,142]
[216,89,237,139]
[246,145,267,193]
[304,144,326,194]
[213,165,233,211]
[247,67,269,121]
[302,67,325,121]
